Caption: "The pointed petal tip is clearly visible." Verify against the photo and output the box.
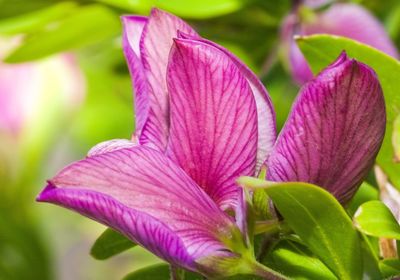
[172,37,187,44]
[149,6,160,14]
[172,37,199,50]
[36,181,57,202]
[149,7,170,19]
[120,15,131,23]
[120,14,147,25]
[326,50,349,69]
[318,51,379,83]
[120,15,127,23]
[176,30,196,39]
[172,37,214,53]
[337,50,349,62]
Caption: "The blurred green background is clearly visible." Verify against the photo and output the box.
[0,0,399,279]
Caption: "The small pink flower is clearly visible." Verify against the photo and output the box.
[281,3,399,84]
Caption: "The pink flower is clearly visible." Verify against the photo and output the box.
[281,3,399,84]
[0,51,84,137]
[37,8,385,277]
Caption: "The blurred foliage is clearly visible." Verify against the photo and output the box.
[0,0,399,279]
[5,5,120,62]
[0,211,51,280]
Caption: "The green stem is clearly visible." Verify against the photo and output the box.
[255,221,292,262]
[169,265,185,280]
[256,234,279,262]
[255,220,290,235]
[251,261,289,280]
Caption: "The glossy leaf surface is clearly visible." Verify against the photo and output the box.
[265,239,336,280]
[354,200,400,239]
[90,228,136,260]
[238,178,362,280]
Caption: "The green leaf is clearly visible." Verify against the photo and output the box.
[93,0,152,13]
[252,166,273,220]
[156,0,246,19]
[123,264,171,280]
[94,0,246,18]
[379,259,400,279]
[122,263,265,280]
[0,2,77,35]
[347,182,379,217]
[359,233,382,280]
[253,189,270,221]
[5,5,120,62]
[296,34,400,190]
[90,228,136,260]
[238,177,362,280]
[393,114,400,163]
[265,239,337,280]
[123,264,206,280]
[353,200,400,239]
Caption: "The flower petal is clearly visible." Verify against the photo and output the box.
[39,183,192,266]
[177,32,276,173]
[267,52,386,203]
[87,139,137,156]
[37,146,237,268]
[288,39,314,85]
[121,15,146,58]
[121,15,149,139]
[138,8,198,151]
[166,38,258,209]
[235,188,251,247]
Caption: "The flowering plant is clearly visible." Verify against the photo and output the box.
[36,6,400,280]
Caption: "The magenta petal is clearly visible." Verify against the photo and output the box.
[121,16,149,139]
[37,146,236,268]
[235,188,250,246]
[177,32,276,173]
[38,183,192,266]
[267,52,386,203]
[121,15,147,58]
[138,8,198,151]
[87,139,137,156]
[288,39,315,85]
[166,39,258,209]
